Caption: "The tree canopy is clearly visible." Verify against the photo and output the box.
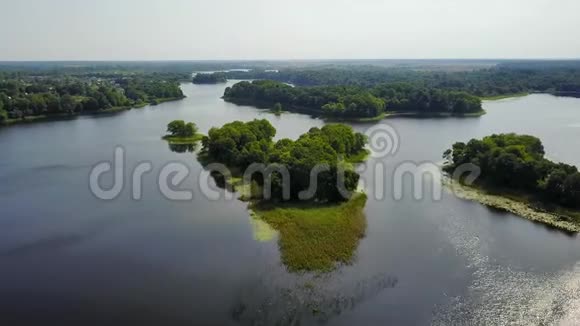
[192,72,227,84]
[0,74,184,122]
[223,80,483,118]
[224,80,387,118]
[444,133,580,208]
[202,120,367,202]
[225,62,580,97]
[166,120,198,138]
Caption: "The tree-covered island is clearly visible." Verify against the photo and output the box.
[444,133,580,231]
[223,80,483,121]
[199,119,370,271]
[192,72,227,84]
[162,120,203,144]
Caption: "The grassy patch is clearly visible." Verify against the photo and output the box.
[248,209,278,242]
[251,193,368,272]
[150,96,186,105]
[481,93,528,101]
[161,134,204,144]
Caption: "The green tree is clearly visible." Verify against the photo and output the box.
[202,120,367,202]
[444,133,580,209]
[0,101,6,122]
[167,120,186,136]
[167,120,198,137]
[182,122,197,137]
[61,94,77,113]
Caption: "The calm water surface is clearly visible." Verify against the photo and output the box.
[1,82,580,325]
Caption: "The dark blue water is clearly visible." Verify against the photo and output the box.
[1,83,580,325]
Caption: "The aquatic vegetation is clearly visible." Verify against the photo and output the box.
[248,209,278,242]
[252,193,368,272]
[444,177,580,232]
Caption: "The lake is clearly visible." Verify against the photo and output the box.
[1,81,580,325]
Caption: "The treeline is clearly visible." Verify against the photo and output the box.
[225,62,580,97]
[192,72,227,84]
[444,133,580,209]
[224,80,386,118]
[202,119,367,202]
[223,80,482,118]
[0,75,184,122]
[372,83,481,114]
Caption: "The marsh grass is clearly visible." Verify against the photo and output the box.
[251,193,368,272]
[445,177,580,233]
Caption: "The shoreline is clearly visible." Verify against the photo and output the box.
[443,177,580,233]
[481,91,580,101]
[480,93,529,101]
[384,110,486,118]
[224,97,486,121]
[1,96,185,127]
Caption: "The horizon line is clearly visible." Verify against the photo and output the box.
[1,58,580,63]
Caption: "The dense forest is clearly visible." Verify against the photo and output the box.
[192,72,227,84]
[0,74,184,123]
[444,134,580,209]
[3,60,580,98]
[3,60,580,123]
[225,62,580,97]
[223,80,482,118]
[202,119,367,202]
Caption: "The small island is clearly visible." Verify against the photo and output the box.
[223,80,484,121]
[199,119,369,271]
[192,72,228,84]
[443,133,580,231]
[162,120,203,144]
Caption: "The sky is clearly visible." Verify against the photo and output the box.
[0,0,579,60]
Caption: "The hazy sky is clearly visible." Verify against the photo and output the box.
[1,0,579,60]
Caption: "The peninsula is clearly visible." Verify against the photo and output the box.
[443,133,580,231]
